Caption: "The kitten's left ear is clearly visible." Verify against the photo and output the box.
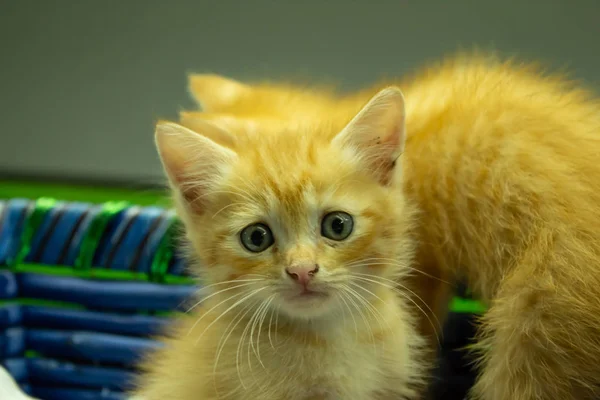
[333,87,406,186]
[188,74,251,112]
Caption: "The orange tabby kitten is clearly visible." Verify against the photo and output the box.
[133,89,428,399]
[179,54,600,400]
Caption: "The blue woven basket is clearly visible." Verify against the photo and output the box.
[0,197,478,400]
[0,198,199,400]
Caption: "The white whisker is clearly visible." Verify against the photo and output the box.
[337,291,359,340]
[255,295,275,368]
[348,281,394,337]
[187,290,247,337]
[185,282,260,314]
[352,272,443,330]
[345,257,452,286]
[213,298,258,388]
[237,299,258,387]
[248,296,272,369]
[195,287,268,346]
[350,274,442,344]
[267,302,276,350]
[341,284,375,344]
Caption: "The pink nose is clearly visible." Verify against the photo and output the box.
[285,264,319,286]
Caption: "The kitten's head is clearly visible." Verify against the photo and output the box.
[156,87,415,320]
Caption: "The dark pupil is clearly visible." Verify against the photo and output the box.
[331,217,344,235]
[250,229,265,247]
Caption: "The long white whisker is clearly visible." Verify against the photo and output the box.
[248,297,271,369]
[351,272,443,331]
[195,287,268,346]
[212,298,258,385]
[255,295,275,368]
[342,284,375,344]
[336,293,348,331]
[237,298,259,387]
[267,302,276,350]
[337,291,359,340]
[348,281,394,337]
[351,275,441,344]
[186,282,259,314]
[187,290,247,337]
[345,258,452,286]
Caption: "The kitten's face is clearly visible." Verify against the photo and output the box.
[195,136,411,319]
[156,87,411,321]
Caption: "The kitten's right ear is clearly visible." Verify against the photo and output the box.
[155,121,237,214]
[332,87,406,186]
[188,74,251,112]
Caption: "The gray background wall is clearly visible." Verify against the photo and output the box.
[1,0,599,186]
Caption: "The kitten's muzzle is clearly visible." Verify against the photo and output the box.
[285,263,319,289]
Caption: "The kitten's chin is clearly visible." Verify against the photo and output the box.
[277,290,336,319]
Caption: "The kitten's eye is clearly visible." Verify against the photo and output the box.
[240,223,274,253]
[321,212,354,241]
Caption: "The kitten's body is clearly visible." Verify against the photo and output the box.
[178,55,600,399]
[136,290,422,400]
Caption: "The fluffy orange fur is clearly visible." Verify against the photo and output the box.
[175,54,600,400]
[133,89,429,399]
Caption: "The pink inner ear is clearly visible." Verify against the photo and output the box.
[377,152,400,186]
[165,158,206,214]
[178,183,207,215]
[380,126,404,185]
[339,93,405,185]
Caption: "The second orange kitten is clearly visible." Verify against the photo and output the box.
[179,54,600,400]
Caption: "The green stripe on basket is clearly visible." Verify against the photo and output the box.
[9,197,56,268]
[11,262,195,285]
[75,200,130,270]
[151,216,182,282]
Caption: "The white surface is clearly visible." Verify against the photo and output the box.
[0,365,37,400]
[0,365,141,400]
